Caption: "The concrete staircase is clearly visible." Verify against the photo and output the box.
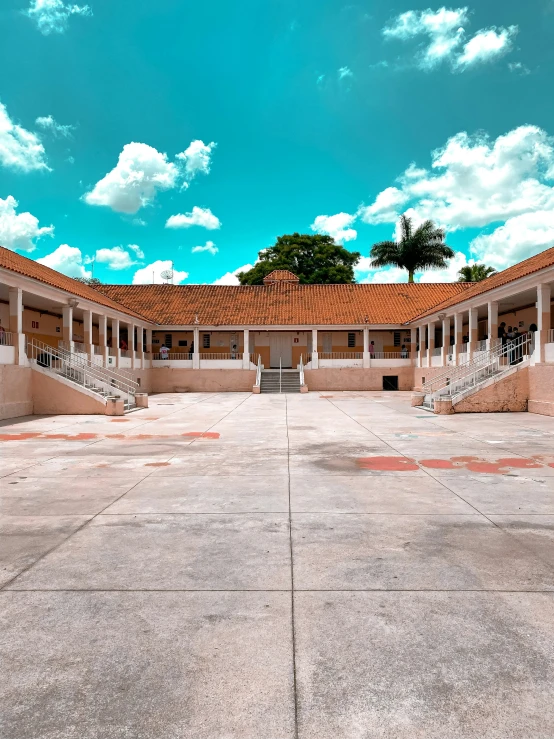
[260,370,301,393]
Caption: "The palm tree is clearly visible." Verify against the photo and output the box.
[457,263,497,282]
[369,215,454,283]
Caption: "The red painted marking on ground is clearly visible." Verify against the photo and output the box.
[357,456,419,471]
[144,462,170,467]
[450,456,481,463]
[132,434,155,440]
[419,459,457,469]
[110,419,129,422]
[0,432,42,441]
[42,434,69,439]
[182,432,220,439]
[496,458,542,469]
[106,434,126,439]
[464,461,506,474]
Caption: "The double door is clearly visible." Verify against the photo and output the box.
[269,332,293,368]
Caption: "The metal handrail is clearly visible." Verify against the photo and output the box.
[279,357,282,394]
[255,355,262,387]
[0,331,14,346]
[299,355,304,387]
[27,339,139,401]
[423,334,531,396]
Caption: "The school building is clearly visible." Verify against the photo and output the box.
[1,245,554,418]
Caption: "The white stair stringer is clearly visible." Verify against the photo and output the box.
[420,334,532,413]
[26,338,139,411]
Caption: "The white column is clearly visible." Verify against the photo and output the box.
[242,328,250,369]
[454,313,463,365]
[410,327,417,363]
[83,310,93,355]
[128,323,136,368]
[418,325,426,368]
[193,326,200,369]
[98,315,108,366]
[62,304,73,350]
[112,318,120,367]
[468,307,478,361]
[137,326,144,369]
[8,287,24,365]
[311,328,319,369]
[487,301,498,351]
[441,317,451,366]
[537,284,552,363]
[427,321,435,367]
[363,327,370,368]
[146,328,153,356]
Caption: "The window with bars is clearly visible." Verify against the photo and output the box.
[164,334,173,348]
[203,333,211,348]
[347,332,356,347]
[393,331,401,346]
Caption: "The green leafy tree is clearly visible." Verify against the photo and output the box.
[369,215,454,283]
[74,277,103,287]
[238,233,361,285]
[457,263,497,282]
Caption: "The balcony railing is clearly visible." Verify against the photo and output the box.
[93,344,103,354]
[201,353,243,360]
[108,347,117,356]
[153,352,191,360]
[120,349,130,358]
[319,352,362,359]
[432,347,442,356]
[0,331,14,346]
[373,351,411,359]
[475,339,488,352]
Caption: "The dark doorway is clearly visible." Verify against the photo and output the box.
[383,375,399,391]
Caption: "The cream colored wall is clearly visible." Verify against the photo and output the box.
[152,330,244,355]
[304,367,414,391]
[453,367,529,413]
[32,369,107,415]
[528,365,554,416]
[0,365,33,420]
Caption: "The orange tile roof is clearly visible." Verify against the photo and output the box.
[97,282,471,326]
[411,246,554,322]
[0,246,151,322]
[263,269,300,283]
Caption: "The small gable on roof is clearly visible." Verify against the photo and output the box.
[263,269,300,284]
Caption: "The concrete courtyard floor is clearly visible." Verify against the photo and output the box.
[1,390,554,738]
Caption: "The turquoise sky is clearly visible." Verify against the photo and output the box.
[1,0,554,285]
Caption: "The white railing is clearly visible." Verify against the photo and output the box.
[153,352,190,360]
[200,352,243,360]
[120,349,130,357]
[373,351,410,359]
[475,339,488,352]
[319,352,363,359]
[299,355,305,387]
[27,338,139,406]
[423,334,531,401]
[93,344,103,354]
[0,331,14,346]
[74,342,86,353]
[109,347,117,356]
[255,355,262,387]
[279,357,282,394]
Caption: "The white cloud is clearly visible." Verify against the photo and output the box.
[36,244,91,279]
[84,143,179,214]
[470,211,554,270]
[338,66,353,79]
[127,243,144,259]
[132,260,189,285]
[359,125,554,233]
[192,240,218,255]
[0,102,49,172]
[212,263,253,285]
[358,187,409,225]
[508,61,530,75]
[456,26,517,68]
[0,195,53,252]
[35,115,74,138]
[166,207,221,230]
[382,7,517,71]
[311,212,357,242]
[94,246,139,270]
[176,140,216,180]
[26,0,92,35]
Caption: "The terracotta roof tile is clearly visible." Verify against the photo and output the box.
[411,246,554,322]
[0,246,151,322]
[97,282,470,326]
[263,269,300,283]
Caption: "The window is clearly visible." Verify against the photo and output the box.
[203,333,211,348]
[393,331,401,347]
[164,334,173,348]
[178,340,188,347]
[32,320,39,329]
[347,332,356,348]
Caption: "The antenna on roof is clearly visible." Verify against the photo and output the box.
[161,262,174,284]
